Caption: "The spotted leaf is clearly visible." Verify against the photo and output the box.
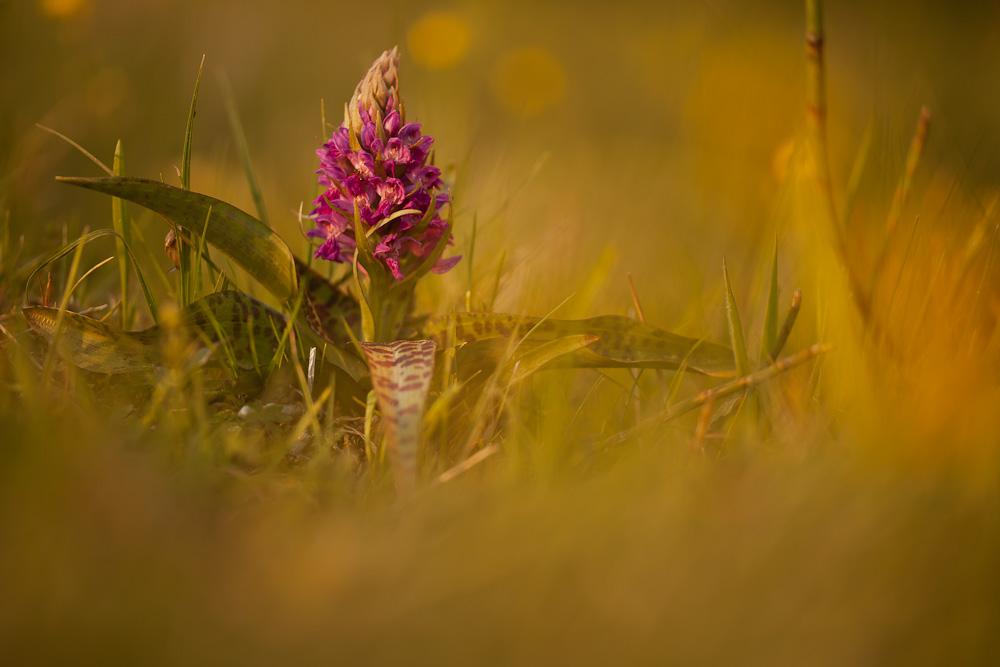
[423,313,735,378]
[24,291,286,374]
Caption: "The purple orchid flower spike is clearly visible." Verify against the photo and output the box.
[308,47,460,280]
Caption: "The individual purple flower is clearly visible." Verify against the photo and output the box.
[308,47,460,279]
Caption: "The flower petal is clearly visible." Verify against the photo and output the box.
[431,255,462,274]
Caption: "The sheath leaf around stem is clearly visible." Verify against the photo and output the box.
[361,339,437,497]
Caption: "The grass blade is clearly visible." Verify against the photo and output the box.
[666,344,830,422]
[219,72,269,227]
[605,343,831,447]
[805,0,875,329]
[761,237,780,364]
[36,125,114,176]
[507,334,599,384]
[24,228,158,322]
[181,55,205,191]
[841,117,874,230]
[723,258,751,378]
[177,55,206,305]
[39,226,88,378]
[111,140,132,328]
[871,105,931,284]
[770,289,802,361]
[886,106,931,239]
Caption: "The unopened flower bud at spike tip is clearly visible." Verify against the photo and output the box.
[345,46,406,143]
[310,47,459,280]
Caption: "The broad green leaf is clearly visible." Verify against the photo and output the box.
[56,177,297,302]
[723,258,750,378]
[24,290,286,374]
[423,313,735,377]
[761,237,780,364]
[361,340,437,497]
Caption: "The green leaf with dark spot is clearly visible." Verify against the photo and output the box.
[24,291,286,374]
[423,313,734,377]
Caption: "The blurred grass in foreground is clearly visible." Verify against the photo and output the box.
[2,0,1000,664]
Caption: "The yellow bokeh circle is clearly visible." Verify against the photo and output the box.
[40,0,88,19]
[490,47,567,116]
[407,11,471,70]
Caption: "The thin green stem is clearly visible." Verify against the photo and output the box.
[805,0,874,330]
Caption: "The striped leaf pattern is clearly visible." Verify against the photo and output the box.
[361,340,437,496]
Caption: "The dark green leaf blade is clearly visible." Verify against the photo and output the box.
[56,177,297,302]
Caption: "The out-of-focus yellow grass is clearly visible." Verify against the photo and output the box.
[2,0,1000,664]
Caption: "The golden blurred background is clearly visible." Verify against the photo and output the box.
[5,1,999,319]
